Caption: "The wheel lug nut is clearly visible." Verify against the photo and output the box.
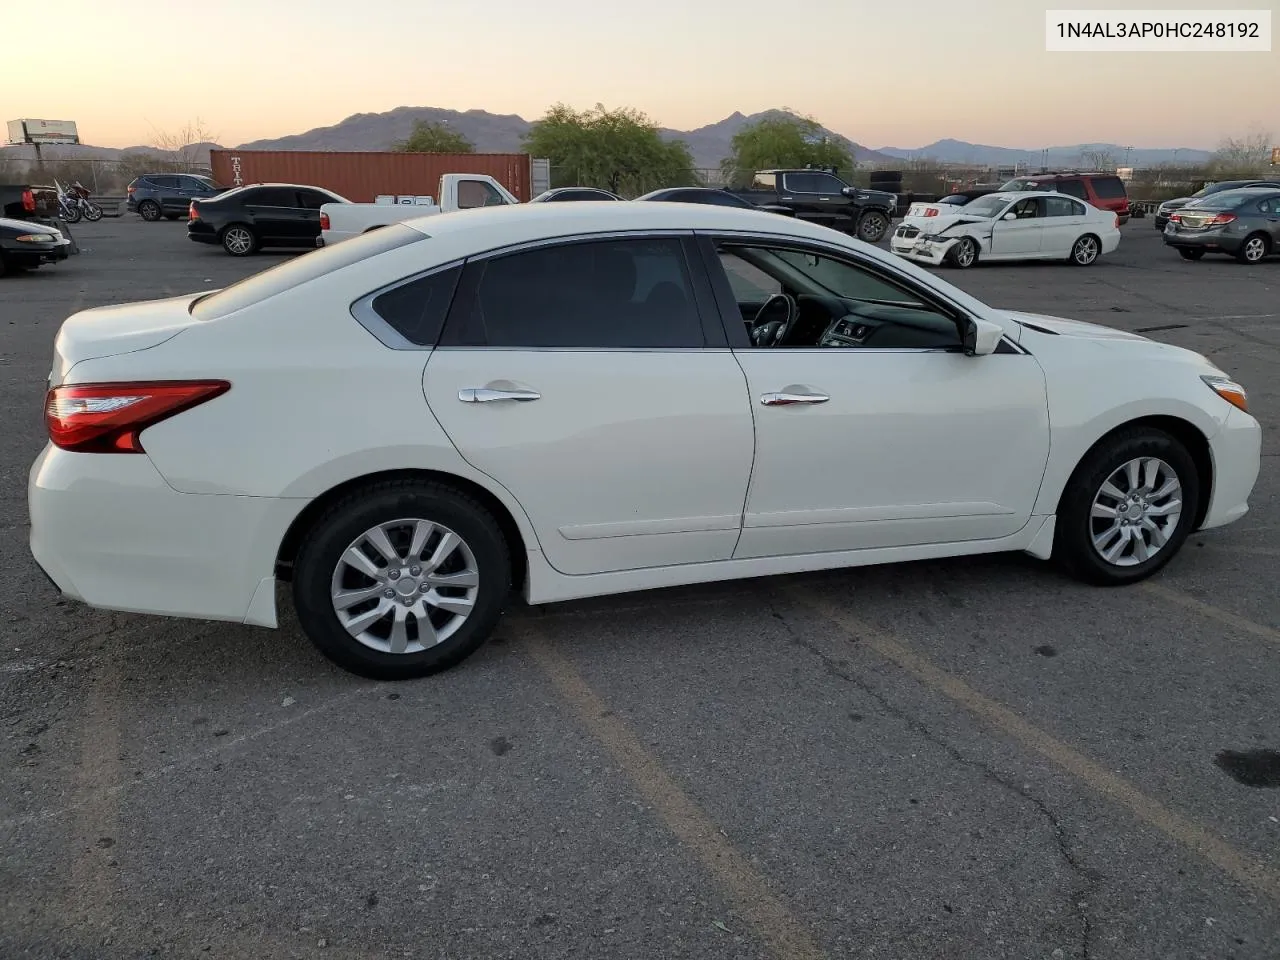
[384,589,395,599]
[410,566,422,576]
[388,569,400,580]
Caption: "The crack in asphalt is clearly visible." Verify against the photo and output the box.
[764,597,1096,959]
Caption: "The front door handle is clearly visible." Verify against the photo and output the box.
[458,387,541,403]
[760,391,829,406]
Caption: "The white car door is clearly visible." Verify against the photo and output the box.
[1042,195,1090,255]
[697,236,1051,560]
[989,196,1046,257]
[422,233,756,576]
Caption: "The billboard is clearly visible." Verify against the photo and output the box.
[1272,146,1280,166]
[6,119,80,145]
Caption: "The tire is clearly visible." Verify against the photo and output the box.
[83,202,103,222]
[292,480,512,680]
[948,237,979,268]
[1069,234,1101,265]
[1236,232,1270,264]
[1053,426,1200,586]
[855,209,890,243]
[220,224,258,256]
[138,200,162,222]
[61,206,81,225]
[1178,247,1204,261]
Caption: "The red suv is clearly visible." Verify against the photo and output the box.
[1000,173,1131,224]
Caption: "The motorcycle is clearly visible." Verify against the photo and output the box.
[56,180,103,224]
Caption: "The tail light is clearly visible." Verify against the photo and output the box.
[320,211,330,230]
[1207,213,1236,225]
[923,209,938,217]
[127,184,136,195]
[189,201,198,220]
[21,188,35,213]
[45,381,230,453]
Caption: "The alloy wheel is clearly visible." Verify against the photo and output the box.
[329,518,480,655]
[1073,236,1099,264]
[1243,237,1267,262]
[1089,457,1182,567]
[223,227,253,255]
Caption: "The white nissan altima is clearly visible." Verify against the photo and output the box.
[29,202,1260,680]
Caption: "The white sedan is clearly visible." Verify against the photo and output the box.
[890,191,1121,268]
[29,202,1259,680]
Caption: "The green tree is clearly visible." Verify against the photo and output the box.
[721,110,854,186]
[523,103,696,196]
[393,120,475,154]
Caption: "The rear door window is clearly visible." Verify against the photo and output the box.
[1045,196,1085,217]
[441,237,705,349]
[1055,179,1088,200]
[1091,176,1127,200]
[245,187,300,207]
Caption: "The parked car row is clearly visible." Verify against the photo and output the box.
[1160,186,1280,263]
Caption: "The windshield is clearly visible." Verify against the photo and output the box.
[950,195,1009,218]
[190,223,427,320]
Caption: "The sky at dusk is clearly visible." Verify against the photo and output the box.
[3,0,1276,150]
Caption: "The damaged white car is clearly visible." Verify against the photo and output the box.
[890,191,1121,269]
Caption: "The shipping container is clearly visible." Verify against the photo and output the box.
[209,150,534,203]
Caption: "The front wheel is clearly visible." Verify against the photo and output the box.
[292,480,512,680]
[60,206,81,225]
[855,210,890,243]
[1054,426,1199,585]
[82,202,103,222]
[1236,233,1270,264]
[1178,247,1205,261]
[948,237,979,268]
[1069,234,1100,265]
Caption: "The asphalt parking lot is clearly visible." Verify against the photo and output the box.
[2,215,1279,960]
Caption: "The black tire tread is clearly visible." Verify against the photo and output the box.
[1053,425,1199,586]
[292,477,512,680]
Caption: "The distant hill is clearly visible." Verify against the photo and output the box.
[875,137,1214,167]
[233,106,898,169]
[0,109,1219,172]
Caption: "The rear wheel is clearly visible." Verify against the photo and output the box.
[1236,233,1270,264]
[221,224,257,256]
[1069,234,1100,265]
[138,200,162,222]
[292,480,512,680]
[1178,247,1205,261]
[1054,426,1199,585]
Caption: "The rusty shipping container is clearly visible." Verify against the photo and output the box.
[209,149,533,202]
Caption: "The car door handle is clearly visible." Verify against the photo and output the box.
[458,387,541,403]
[760,391,829,405]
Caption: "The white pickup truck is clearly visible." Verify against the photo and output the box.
[318,173,520,246]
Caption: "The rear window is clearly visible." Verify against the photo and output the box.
[190,223,427,321]
[1091,176,1127,199]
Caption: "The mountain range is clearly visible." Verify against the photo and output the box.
[0,106,1216,169]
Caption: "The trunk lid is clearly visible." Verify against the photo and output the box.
[50,294,203,384]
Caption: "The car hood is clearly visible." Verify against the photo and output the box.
[0,215,61,235]
[1000,310,1152,341]
[901,213,990,232]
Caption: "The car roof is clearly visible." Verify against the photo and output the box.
[400,200,841,246]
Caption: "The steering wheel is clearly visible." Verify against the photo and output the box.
[749,293,798,347]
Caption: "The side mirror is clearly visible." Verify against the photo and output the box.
[1003,212,1017,221]
[963,317,1005,356]
[842,186,858,197]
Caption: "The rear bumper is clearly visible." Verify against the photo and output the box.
[1161,226,1242,253]
[187,221,219,244]
[28,445,304,628]
[1201,407,1262,530]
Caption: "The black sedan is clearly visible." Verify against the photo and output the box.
[1161,187,1280,263]
[188,182,349,256]
[530,187,622,202]
[0,216,71,276]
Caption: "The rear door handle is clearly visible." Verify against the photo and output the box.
[760,391,829,406]
[458,387,541,403]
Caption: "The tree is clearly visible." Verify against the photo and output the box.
[721,110,854,186]
[149,118,219,171]
[393,120,475,154]
[523,103,696,196]
[1081,149,1117,171]
[1212,131,1274,176]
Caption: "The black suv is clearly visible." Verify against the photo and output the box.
[127,173,227,221]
